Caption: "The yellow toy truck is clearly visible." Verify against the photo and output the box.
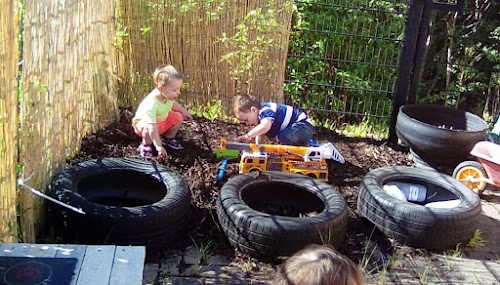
[218,138,345,182]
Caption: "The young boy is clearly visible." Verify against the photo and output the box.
[132,65,192,158]
[233,94,314,146]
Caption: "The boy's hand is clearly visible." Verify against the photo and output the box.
[156,146,168,158]
[255,135,267,144]
[235,134,251,142]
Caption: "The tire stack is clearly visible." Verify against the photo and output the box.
[396,104,487,172]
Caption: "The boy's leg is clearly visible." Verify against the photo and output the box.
[277,121,314,146]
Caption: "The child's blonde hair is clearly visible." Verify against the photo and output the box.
[153,65,183,87]
[233,94,261,115]
[272,244,364,285]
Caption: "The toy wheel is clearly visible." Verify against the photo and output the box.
[452,160,487,193]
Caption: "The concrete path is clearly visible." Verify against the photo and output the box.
[142,246,274,284]
[369,189,500,285]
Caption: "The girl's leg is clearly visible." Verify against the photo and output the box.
[158,111,184,138]
[133,121,156,157]
[133,120,152,145]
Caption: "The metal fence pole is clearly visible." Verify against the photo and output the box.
[388,0,426,144]
[408,0,465,104]
[407,0,434,104]
[389,0,466,144]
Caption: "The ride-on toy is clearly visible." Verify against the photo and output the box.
[453,140,500,193]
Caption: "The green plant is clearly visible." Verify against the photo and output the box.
[342,117,389,139]
[412,257,431,284]
[366,253,397,285]
[285,0,405,128]
[316,227,334,245]
[113,26,129,50]
[418,1,499,117]
[240,255,259,278]
[360,239,379,274]
[203,100,224,122]
[359,227,397,280]
[468,229,486,248]
[208,208,227,245]
[189,236,215,267]
[188,100,235,122]
[181,237,216,277]
[446,243,463,258]
[220,0,293,95]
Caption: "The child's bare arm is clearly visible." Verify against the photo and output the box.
[173,101,193,121]
[235,118,273,142]
[146,123,167,157]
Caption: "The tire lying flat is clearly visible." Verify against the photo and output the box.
[217,171,348,260]
[357,166,481,251]
[51,157,191,249]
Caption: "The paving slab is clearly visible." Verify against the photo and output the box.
[368,255,500,285]
[368,189,500,285]
[144,190,500,285]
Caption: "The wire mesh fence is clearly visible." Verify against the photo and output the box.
[414,4,499,121]
[285,0,408,130]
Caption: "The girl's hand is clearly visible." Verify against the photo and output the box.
[156,146,168,158]
[183,112,193,121]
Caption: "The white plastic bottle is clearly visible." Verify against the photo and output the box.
[384,181,427,202]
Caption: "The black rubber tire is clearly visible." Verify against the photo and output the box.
[357,166,481,251]
[453,160,488,193]
[396,104,487,165]
[409,149,455,175]
[51,157,191,249]
[217,171,348,260]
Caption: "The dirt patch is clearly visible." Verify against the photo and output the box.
[40,108,500,283]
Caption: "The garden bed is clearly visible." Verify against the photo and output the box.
[42,108,418,277]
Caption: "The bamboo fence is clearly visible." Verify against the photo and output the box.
[117,0,293,113]
[17,0,118,241]
[0,0,293,242]
[0,0,20,243]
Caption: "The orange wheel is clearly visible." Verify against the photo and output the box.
[453,161,487,193]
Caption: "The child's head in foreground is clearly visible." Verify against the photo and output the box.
[272,244,364,285]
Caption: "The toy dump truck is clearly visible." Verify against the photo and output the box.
[218,138,344,182]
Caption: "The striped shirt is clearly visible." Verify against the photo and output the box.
[259,102,312,138]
